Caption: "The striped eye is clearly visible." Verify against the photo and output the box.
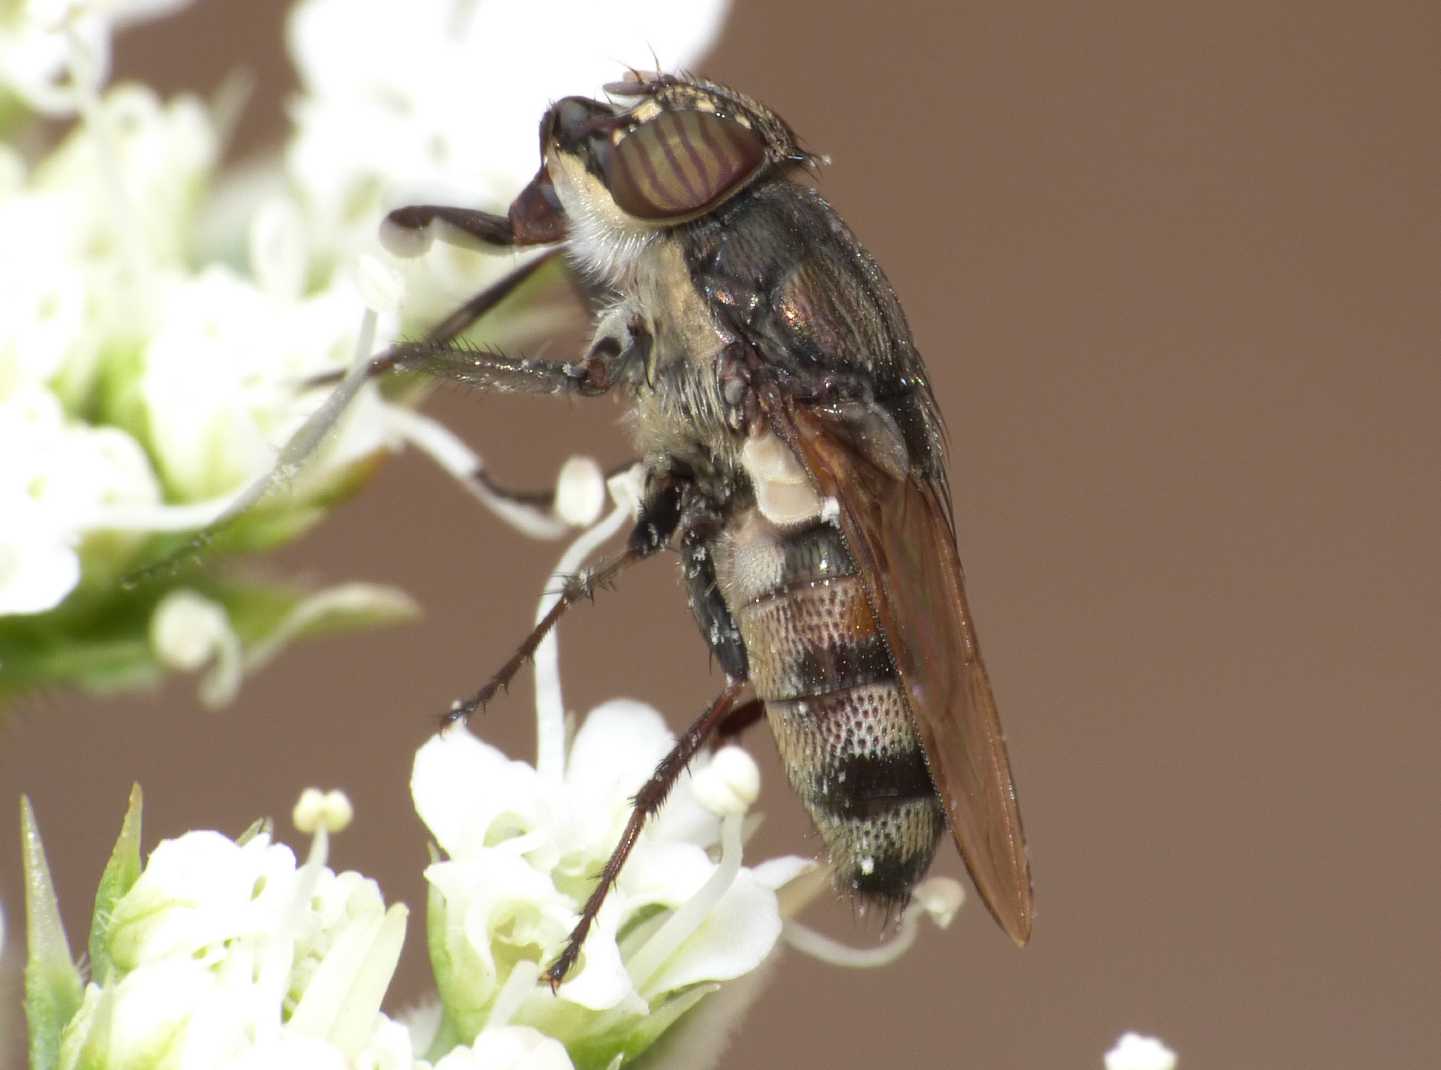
[605,110,766,221]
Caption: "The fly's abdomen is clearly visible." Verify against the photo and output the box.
[716,511,945,905]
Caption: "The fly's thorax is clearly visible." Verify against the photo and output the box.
[607,240,741,471]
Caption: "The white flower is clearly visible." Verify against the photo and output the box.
[0,0,193,116]
[0,80,400,622]
[1105,1032,1179,1070]
[135,264,398,502]
[148,582,419,708]
[60,800,413,1070]
[0,0,734,715]
[409,479,809,1065]
[284,0,731,322]
[413,709,808,1043]
[431,1026,576,1070]
[0,382,161,614]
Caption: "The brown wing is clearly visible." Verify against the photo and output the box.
[771,395,1035,946]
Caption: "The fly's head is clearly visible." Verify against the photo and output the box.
[510,73,818,280]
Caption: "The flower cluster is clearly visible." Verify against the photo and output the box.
[0,0,730,709]
[0,6,413,705]
[20,756,1175,1069]
[413,708,807,1067]
[0,0,189,116]
[18,690,814,1068]
[22,787,415,1070]
[16,462,984,1069]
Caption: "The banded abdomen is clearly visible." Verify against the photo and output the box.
[712,507,945,904]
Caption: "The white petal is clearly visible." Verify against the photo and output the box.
[1105,1033,1178,1070]
[748,856,815,892]
[552,898,641,1013]
[289,904,408,1056]
[638,869,781,996]
[138,266,397,502]
[0,500,80,615]
[220,1033,350,1070]
[357,1014,420,1070]
[249,196,309,300]
[617,842,714,909]
[566,700,674,798]
[433,1026,575,1070]
[425,852,573,1006]
[412,729,545,859]
[105,831,299,968]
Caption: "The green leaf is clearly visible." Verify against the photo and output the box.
[0,572,415,715]
[88,786,144,987]
[419,840,469,1061]
[234,816,273,846]
[20,796,85,1070]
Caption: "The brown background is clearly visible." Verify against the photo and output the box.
[4,1,1439,1066]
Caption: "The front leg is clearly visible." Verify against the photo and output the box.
[392,314,653,399]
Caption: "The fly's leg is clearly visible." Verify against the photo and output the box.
[442,470,685,727]
[712,697,766,748]
[308,251,561,390]
[441,545,639,727]
[542,678,750,989]
[378,315,650,399]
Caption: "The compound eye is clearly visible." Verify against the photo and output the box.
[606,110,766,221]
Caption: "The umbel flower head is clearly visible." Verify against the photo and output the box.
[405,468,968,1069]
[0,0,731,711]
[412,707,807,1067]
[19,786,414,1070]
[16,467,972,1070]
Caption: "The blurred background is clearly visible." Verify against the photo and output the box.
[3,0,1439,1066]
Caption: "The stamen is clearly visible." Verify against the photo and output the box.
[625,814,744,991]
[532,493,633,780]
[286,788,340,939]
[781,877,965,969]
[383,406,570,540]
[486,959,539,1030]
[240,582,417,683]
[293,788,355,836]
